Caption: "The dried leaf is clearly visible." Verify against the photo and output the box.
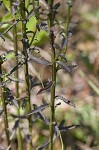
[38,112,49,124]
[59,120,65,128]
[7,76,23,83]
[53,123,60,137]
[57,61,71,72]
[0,33,5,41]
[3,87,19,108]
[12,99,19,108]
[61,38,68,49]
[29,75,42,90]
[28,103,49,116]
[38,134,57,150]
[11,114,27,119]
[33,104,49,124]
[53,2,61,10]
[59,124,80,132]
[59,120,80,132]
[9,61,24,75]
[29,55,51,66]
[37,81,53,95]
[55,95,76,107]
[38,140,49,150]
[3,19,20,34]
[67,64,77,69]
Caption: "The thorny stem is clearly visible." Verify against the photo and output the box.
[48,0,56,150]
[13,23,23,150]
[20,0,32,150]
[0,61,11,149]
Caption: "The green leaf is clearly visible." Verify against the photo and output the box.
[3,0,10,12]
[1,12,12,30]
[26,16,37,32]
[33,30,49,47]
[26,15,49,46]
[6,51,15,60]
[2,12,12,22]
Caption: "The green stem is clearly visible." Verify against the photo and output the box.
[49,50,56,150]
[0,62,11,149]
[9,0,23,147]
[48,1,56,150]
[13,23,23,150]
[20,1,32,150]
